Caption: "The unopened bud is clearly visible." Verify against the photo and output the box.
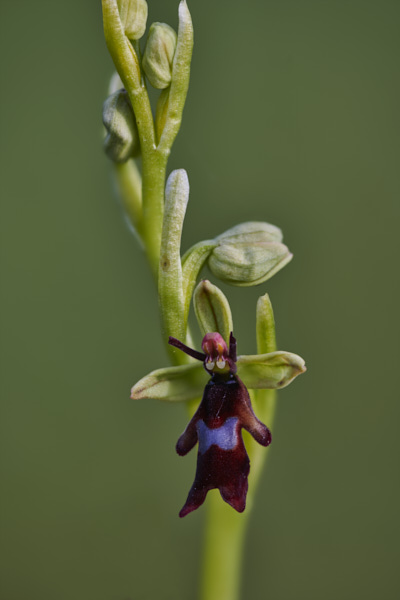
[208,222,293,287]
[142,22,177,89]
[103,89,140,163]
[117,0,148,40]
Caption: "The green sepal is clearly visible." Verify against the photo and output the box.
[130,349,305,403]
[130,362,206,402]
[193,280,233,346]
[237,351,306,389]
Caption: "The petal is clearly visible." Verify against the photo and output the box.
[193,279,233,345]
[237,351,306,389]
[130,363,206,402]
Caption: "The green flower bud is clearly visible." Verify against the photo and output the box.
[208,221,293,287]
[117,0,148,41]
[142,22,177,89]
[103,89,140,163]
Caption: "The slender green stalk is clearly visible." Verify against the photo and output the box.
[141,150,167,276]
[201,496,248,600]
[114,160,143,238]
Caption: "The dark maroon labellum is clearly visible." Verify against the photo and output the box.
[169,332,271,518]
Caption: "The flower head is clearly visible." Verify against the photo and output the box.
[131,286,306,517]
[169,333,271,517]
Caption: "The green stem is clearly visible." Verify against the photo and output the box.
[114,160,143,239]
[113,151,166,277]
[201,496,248,600]
[141,150,167,276]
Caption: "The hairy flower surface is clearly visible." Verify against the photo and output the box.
[169,333,271,517]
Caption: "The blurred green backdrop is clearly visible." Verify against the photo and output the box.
[1,0,399,599]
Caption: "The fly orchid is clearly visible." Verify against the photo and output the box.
[102,0,306,594]
[169,332,271,517]
[131,281,306,517]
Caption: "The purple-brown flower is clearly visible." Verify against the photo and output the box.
[169,332,271,518]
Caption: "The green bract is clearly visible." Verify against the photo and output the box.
[159,169,189,354]
[143,23,178,89]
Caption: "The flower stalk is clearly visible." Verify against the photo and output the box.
[101,2,306,599]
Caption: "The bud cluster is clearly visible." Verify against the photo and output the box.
[102,0,182,161]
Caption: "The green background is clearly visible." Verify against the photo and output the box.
[1,0,399,598]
